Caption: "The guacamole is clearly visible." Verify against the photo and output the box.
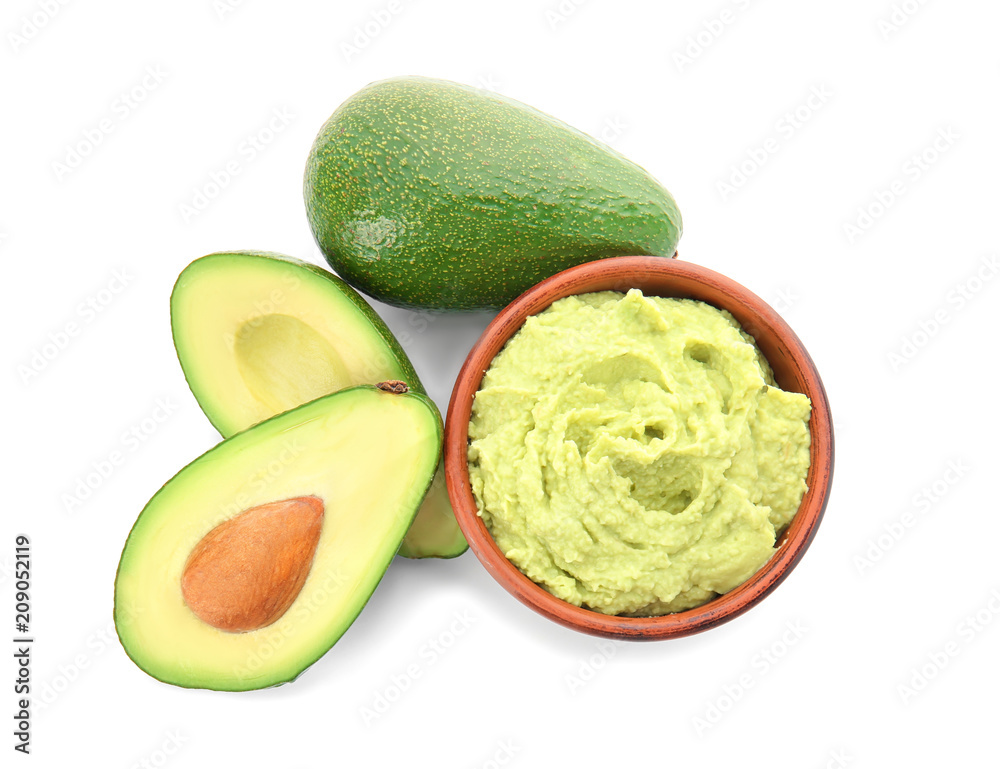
[468,289,811,616]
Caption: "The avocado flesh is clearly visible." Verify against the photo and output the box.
[170,251,467,558]
[233,313,352,417]
[396,460,468,558]
[304,76,683,310]
[114,385,441,691]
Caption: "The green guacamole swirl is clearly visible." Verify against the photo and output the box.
[468,289,811,616]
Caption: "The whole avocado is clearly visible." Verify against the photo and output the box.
[304,76,682,311]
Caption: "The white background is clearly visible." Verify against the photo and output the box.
[4,0,999,766]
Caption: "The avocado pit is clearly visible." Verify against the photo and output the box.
[180,496,325,633]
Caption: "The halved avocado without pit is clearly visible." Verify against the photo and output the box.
[169,251,467,558]
[114,384,441,691]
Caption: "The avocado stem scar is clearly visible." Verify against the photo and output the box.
[376,380,410,394]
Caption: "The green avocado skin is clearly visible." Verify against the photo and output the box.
[304,77,682,311]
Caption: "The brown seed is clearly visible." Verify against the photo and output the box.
[181,496,325,633]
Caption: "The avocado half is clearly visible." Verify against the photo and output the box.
[169,251,466,559]
[114,385,441,691]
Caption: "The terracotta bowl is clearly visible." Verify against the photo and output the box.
[445,256,834,640]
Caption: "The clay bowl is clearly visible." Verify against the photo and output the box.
[444,255,834,640]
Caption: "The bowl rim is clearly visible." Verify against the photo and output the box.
[444,255,834,640]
